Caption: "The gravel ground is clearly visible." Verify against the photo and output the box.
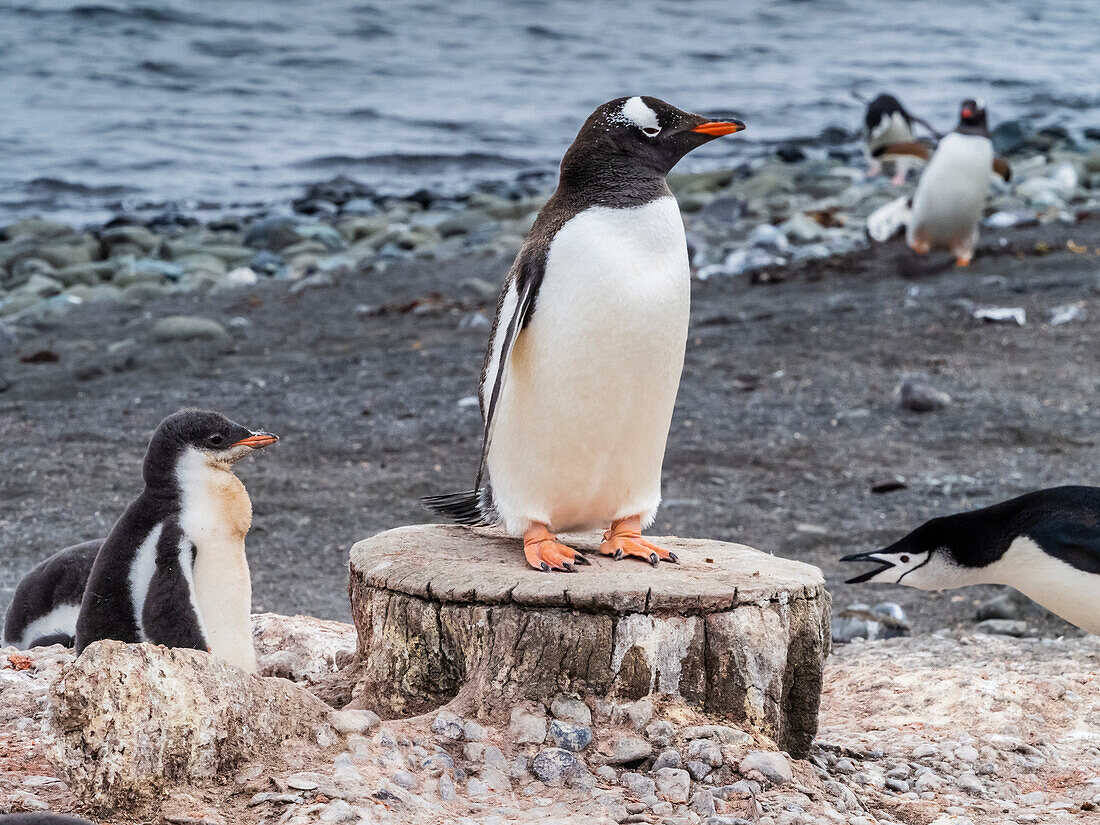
[1,215,1099,634]
[3,624,1098,823]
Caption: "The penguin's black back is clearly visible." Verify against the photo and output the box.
[74,490,178,653]
[865,93,910,131]
[0,814,96,824]
[932,486,1100,570]
[3,540,101,649]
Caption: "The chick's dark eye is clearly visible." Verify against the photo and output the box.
[208,433,226,447]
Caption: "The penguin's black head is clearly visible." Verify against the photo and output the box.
[957,98,988,134]
[865,93,909,131]
[143,409,278,487]
[561,96,745,183]
[840,516,970,591]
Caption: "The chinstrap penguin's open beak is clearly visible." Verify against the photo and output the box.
[230,432,279,450]
[839,551,897,584]
[691,119,746,137]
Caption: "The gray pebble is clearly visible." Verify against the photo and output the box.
[687,760,713,781]
[653,749,683,771]
[430,710,464,740]
[531,747,584,787]
[738,751,792,785]
[548,719,593,752]
[510,706,548,744]
[654,767,691,803]
[550,695,593,727]
[620,772,656,799]
[606,735,652,765]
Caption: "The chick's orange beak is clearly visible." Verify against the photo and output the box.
[692,119,746,137]
[231,432,279,449]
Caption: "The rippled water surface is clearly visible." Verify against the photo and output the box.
[1,0,1096,222]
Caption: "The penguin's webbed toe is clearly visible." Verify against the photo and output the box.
[522,525,583,573]
[599,517,679,566]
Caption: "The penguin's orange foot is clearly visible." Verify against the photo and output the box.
[909,240,930,255]
[598,516,678,566]
[523,524,588,572]
[954,255,971,267]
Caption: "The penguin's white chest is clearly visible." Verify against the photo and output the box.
[868,112,912,152]
[486,196,690,534]
[908,133,993,248]
[176,452,257,672]
[982,537,1100,635]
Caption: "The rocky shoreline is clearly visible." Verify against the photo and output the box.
[3,617,1097,824]
[3,132,1098,326]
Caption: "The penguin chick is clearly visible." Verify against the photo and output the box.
[424,96,745,572]
[2,539,102,649]
[841,486,1100,635]
[75,410,277,671]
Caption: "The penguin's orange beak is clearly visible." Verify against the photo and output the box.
[692,119,746,137]
[231,432,279,449]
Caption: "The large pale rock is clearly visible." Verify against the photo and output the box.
[348,525,830,756]
[47,641,334,813]
[252,612,357,683]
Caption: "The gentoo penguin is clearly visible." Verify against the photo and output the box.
[841,486,1100,635]
[75,410,277,671]
[871,99,1011,265]
[425,96,745,572]
[860,93,938,185]
[3,539,102,649]
[0,815,96,825]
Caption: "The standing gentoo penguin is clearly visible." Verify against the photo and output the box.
[425,97,745,572]
[3,539,102,649]
[861,93,938,185]
[75,410,277,671]
[841,486,1100,635]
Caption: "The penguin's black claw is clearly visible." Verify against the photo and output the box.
[648,553,660,566]
[563,562,576,573]
[539,562,551,573]
[573,554,592,565]
[614,548,624,561]
[664,552,679,564]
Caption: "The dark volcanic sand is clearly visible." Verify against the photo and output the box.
[2,218,1098,634]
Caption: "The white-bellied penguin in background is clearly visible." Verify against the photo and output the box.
[424,96,745,572]
[841,486,1100,635]
[867,98,1012,265]
[3,539,102,650]
[75,410,277,671]
[859,92,939,185]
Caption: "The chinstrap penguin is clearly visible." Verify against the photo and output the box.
[75,410,277,671]
[841,486,1100,635]
[860,92,938,185]
[425,96,745,572]
[3,539,102,649]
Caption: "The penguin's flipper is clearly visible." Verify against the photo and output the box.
[475,266,538,490]
[420,261,537,525]
[142,521,208,652]
[992,157,1012,182]
[867,195,912,243]
[871,140,934,161]
[1026,519,1100,575]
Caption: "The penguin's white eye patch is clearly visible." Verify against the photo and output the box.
[642,126,661,137]
[621,96,660,133]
